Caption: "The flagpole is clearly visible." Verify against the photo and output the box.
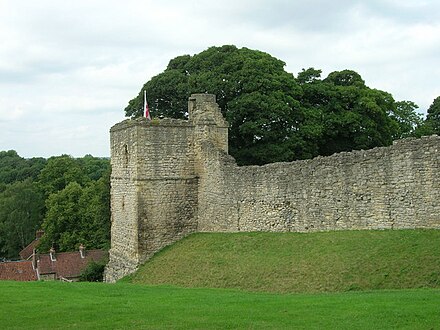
[144,90,151,120]
[144,90,146,117]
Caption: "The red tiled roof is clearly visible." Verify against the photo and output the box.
[0,261,37,281]
[37,250,108,279]
[19,238,40,260]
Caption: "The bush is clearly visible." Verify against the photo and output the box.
[79,260,107,282]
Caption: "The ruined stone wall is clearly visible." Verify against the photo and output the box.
[106,93,440,282]
[105,122,140,281]
[198,135,440,233]
[105,118,199,282]
[135,119,199,265]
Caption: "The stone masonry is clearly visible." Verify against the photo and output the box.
[104,94,440,282]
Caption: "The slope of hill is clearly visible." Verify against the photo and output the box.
[126,229,440,293]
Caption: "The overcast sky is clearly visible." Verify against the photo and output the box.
[1,0,439,158]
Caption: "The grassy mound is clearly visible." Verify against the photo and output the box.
[127,229,440,293]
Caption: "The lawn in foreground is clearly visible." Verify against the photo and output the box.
[1,281,439,329]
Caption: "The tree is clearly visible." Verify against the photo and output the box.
[38,171,111,252]
[392,101,423,138]
[426,96,440,134]
[77,172,111,250]
[79,259,107,282]
[39,182,84,251]
[37,155,88,198]
[318,70,397,154]
[0,179,44,258]
[124,45,311,165]
[325,70,366,87]
[297,67,322,85]
[297,69,424,156]
[0,152,111,257]
[124,46,424,164]
[0,150,46,185]
[36,154,111,252]
[77,155,110,181]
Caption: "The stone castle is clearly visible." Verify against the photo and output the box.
[104,94,440,282]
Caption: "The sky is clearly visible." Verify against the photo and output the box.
[1,0,439,158]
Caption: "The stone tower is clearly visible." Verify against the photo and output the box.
[105,94,228,282]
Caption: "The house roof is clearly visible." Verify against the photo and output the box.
[19,238,40,260]
[37,249,108,279]
[0,260,37,281]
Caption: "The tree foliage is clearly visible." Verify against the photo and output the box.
[0,179,44,258]
[78,154,111,181]
[0,151,110,259]
[0,152,47,259]
[0,150,46,185]
[125,46,425,165]
[125,45,308,165]
[37,155,88,198]
[426,96,440,134]
[298,69,422,156]
[392,101,424,138]
[38,162,111,252]
[79,259,107,282]
[411,96,440,137]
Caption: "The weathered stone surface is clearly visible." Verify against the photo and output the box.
[105,94,440,282]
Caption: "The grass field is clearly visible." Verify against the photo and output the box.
[127,229,440,293]
[1,281,440,329]
[3,229,440,329]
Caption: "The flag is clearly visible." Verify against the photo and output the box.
[144,90,151,120]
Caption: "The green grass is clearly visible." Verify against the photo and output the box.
[128,230,440,293]
[1,281,439,329]
[3,230,440,329]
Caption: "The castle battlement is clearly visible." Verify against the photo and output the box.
[105,94,440,282]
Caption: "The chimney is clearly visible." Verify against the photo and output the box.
[36,229,44,239]
[79,244,85,259]
[32,249,37,269]
[49,247,56,261]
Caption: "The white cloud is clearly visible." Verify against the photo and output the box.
[0,0,439,157]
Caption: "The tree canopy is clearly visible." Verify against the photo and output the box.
[0,179,44,258]
[125,45,424,165]
[37,155,89,198]
[426,96,440,134]
[0,150,46,185]
[0,152,110,259]
[37,156,111,253]
[125,45,307,165]
[298,69,425,156]
[38,176,110,252]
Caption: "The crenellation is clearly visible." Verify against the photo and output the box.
[105,94,440,282]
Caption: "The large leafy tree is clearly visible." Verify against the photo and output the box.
[392,101,424,139]
[0,151,47,259]
[0,152,111,257]
[0,150,46,185]
[125,45,311,165]
[77,173,111,250]
[38,168,110,252]
[426,96,440,134]
[37,155,89,198]
[125,46,423,164]
[0,179,44,258]
[39,182,84,251]
[77,154,111,181]
[298,69,422,156]
[319,70,398,155]
[36,155,111,252]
